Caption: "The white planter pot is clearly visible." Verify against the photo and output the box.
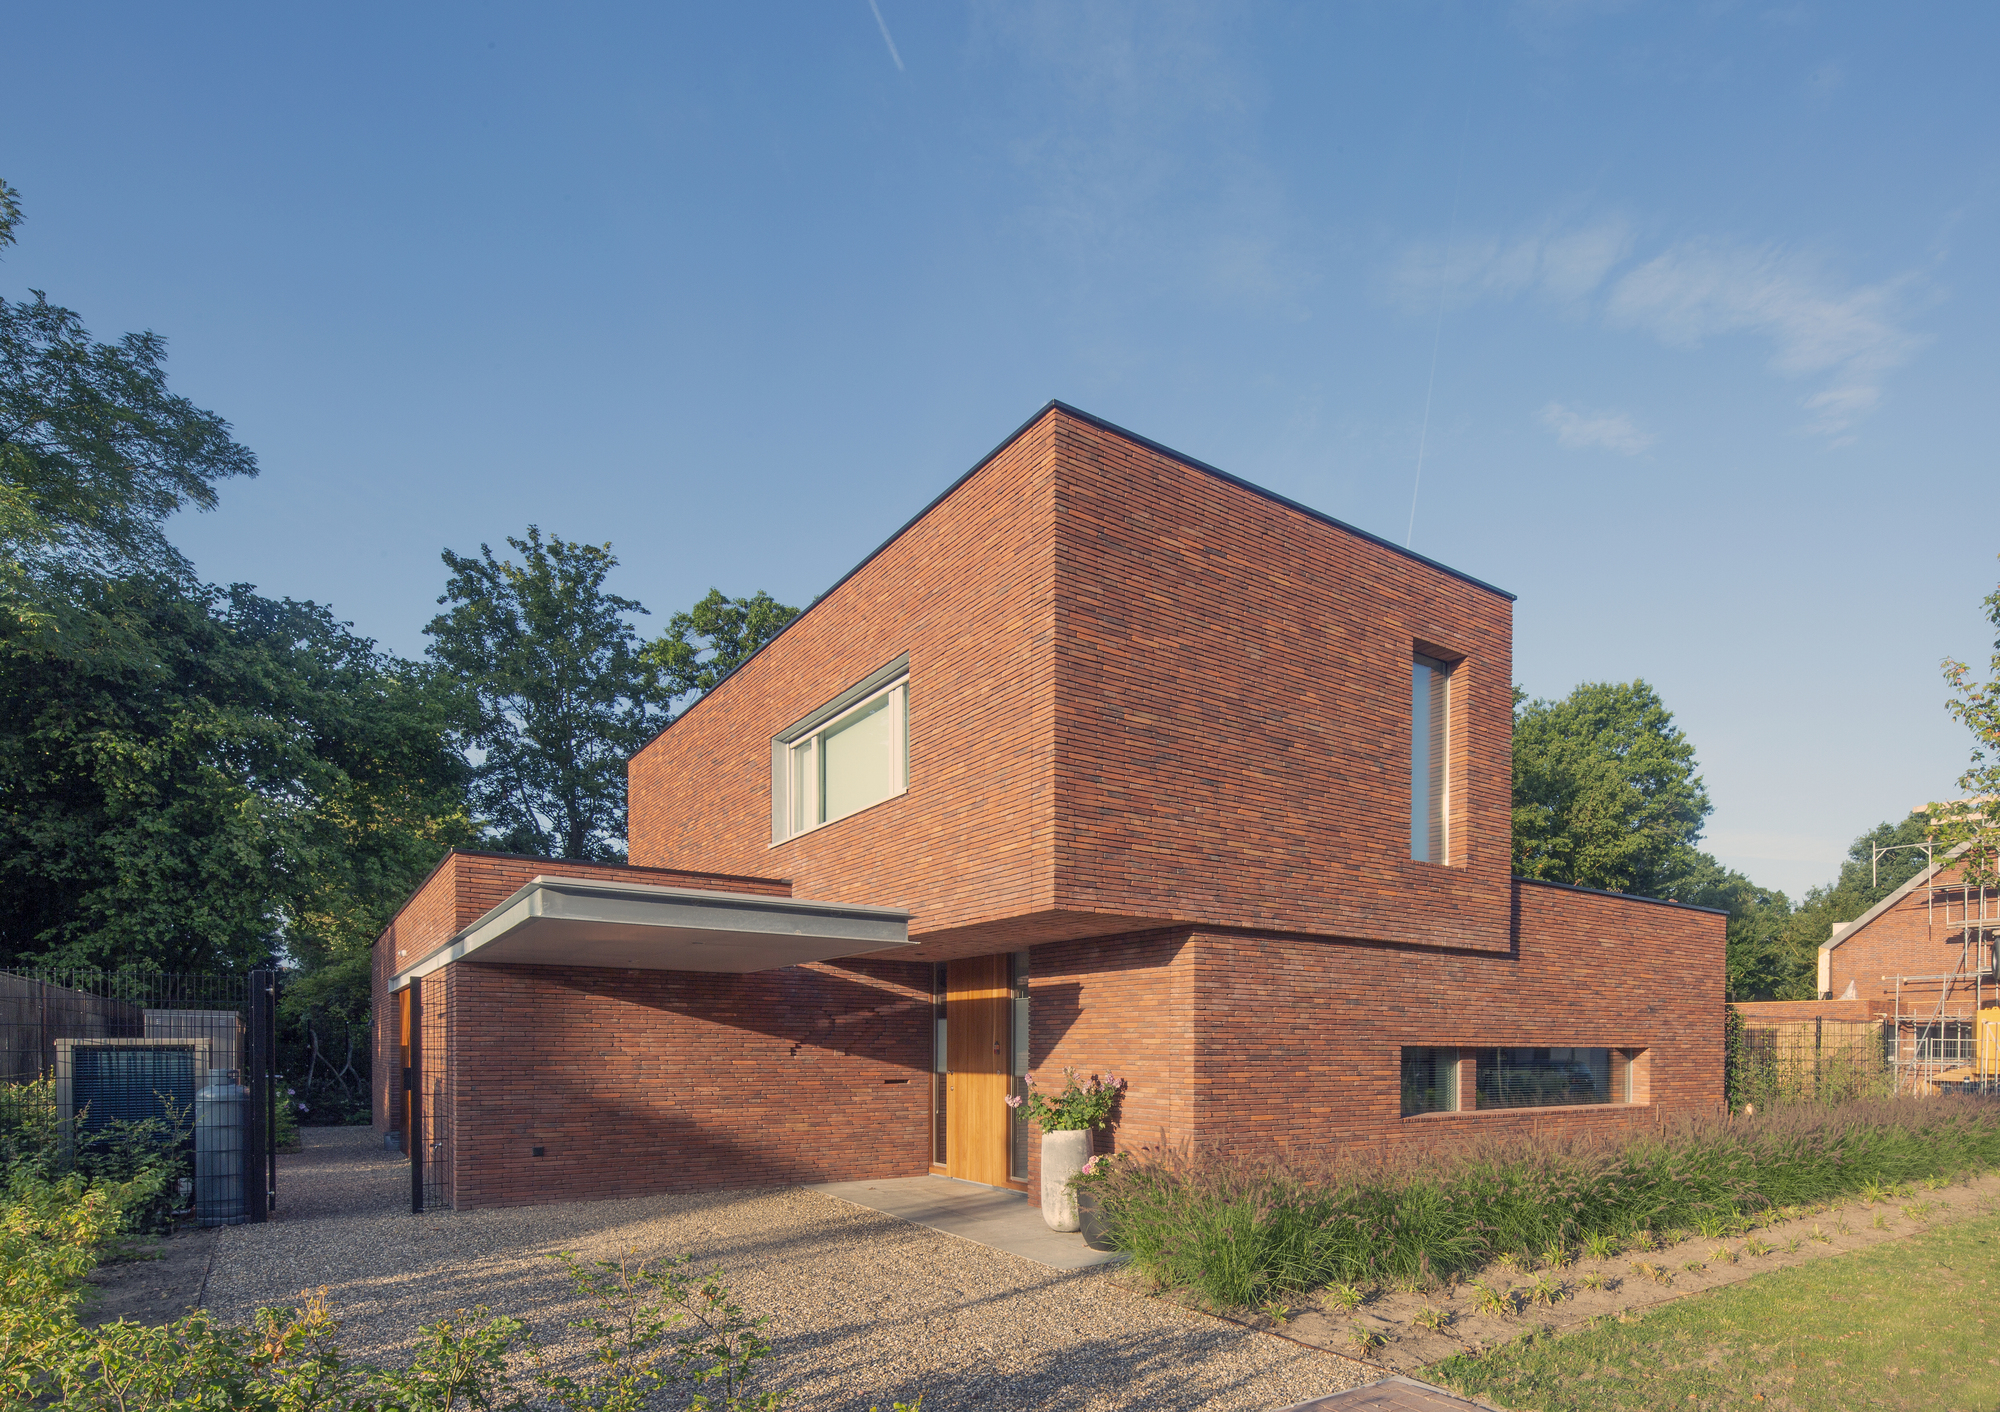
[1040,1129,1091,1231]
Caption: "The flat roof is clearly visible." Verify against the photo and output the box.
[390,875,912,989]
[642,400,1514,752]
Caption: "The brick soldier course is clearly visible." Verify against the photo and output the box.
[374,402,1726,1210]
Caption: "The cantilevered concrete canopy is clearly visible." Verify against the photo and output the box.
[390,875,911,989]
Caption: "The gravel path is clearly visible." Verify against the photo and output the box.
[205,1129,1366,1411]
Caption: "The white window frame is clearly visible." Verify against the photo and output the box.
[771,658,909,843]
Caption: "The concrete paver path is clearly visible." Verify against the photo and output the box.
[806,1175,1125,1271]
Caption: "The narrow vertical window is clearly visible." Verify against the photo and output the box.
[931,963,947,1166]
[1410,653,1451,862]
[1008,950,1031,1181]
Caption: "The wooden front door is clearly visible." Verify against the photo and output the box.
[945,955,1010,1186]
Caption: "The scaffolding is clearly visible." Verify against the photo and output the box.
[1887,876,2000,1095]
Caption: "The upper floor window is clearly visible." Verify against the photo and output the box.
[1410,652,1451,862]
[771,656,909,843]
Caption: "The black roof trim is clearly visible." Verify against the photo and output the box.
[1515,875,1731,917]
[637,399,1515,753]
[1044,401,1515,600]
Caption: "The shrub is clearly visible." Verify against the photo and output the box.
[1094,1097,2000,1307]
[0,1078,191,1231]
[0,1167,795,1411]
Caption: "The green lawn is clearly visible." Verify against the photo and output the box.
[1433,1212,2000,1412]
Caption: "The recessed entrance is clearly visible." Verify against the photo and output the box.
[931,953,1030,1187]
[943,955,1009,1185]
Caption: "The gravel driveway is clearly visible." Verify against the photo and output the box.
[204,1129,1364,1411]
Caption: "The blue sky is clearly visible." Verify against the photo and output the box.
[4,2,1995,898]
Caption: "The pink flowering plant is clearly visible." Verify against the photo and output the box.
[1005,1066,1126,1132]
[1072,1151,1130,1187]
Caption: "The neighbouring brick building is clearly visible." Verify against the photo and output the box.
[373,402,1726,1210]
[1810,844,1999,1090]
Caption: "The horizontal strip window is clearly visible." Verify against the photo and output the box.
[1475,1047,1619,1109]
[1401,1046,1460,1116]
[1402,1046,1632,1115]
[771,661,909,843]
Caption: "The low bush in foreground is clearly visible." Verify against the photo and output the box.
[0,1169,831,1411]
[1094,1097,2000,1307]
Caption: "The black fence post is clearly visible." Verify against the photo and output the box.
[245,972,270,1223]
[408,976,423,1215]
[263,970,279,1215]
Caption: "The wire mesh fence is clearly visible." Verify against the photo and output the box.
[0,969,278,1224]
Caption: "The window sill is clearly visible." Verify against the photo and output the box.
[1402,1102,1643,1121]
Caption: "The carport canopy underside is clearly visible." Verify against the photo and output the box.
[389,874,912,989]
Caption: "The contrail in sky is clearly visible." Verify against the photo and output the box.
[868,0,904,71]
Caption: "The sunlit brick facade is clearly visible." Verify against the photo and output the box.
[375,403,1726,1208]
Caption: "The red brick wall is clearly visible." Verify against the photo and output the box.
[1824,863,1996,1022]
[366,405,1728,1203]
[1048,414,1517,955]
[628,405,1517,962]
[1016,880,1724,1194]
[1021,928,1198,1185]
[380,878,1719,1206]
[371,851,791,1133]
[627,414,1063,957]
[440,956,931,1207]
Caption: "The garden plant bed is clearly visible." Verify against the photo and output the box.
[1213,1169,2000,1375]
[1431,1210,2000,1410]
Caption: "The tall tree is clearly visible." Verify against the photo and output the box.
[0,577,470,974]
[0,180,256,647]
[1932,558,2000,888]
[642,588,799,706]
[425,527,664,860]
[1669,853,1794,1001]
[1511,680,1713,896]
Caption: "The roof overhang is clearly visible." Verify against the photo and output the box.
[390,875,911,990]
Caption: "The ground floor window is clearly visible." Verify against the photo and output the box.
[930,963,946,1166]
[1401,1047,1459,1115]
[1009,950,1030,1181]
[1474,1047,1617,1109]
[1403,1045,1632,1114]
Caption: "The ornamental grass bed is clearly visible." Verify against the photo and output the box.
[1091,1096,2000,1309]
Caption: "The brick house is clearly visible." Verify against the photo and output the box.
[373,402,1726,1210]
[1811,844,1999,1089]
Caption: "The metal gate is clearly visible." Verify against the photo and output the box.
[0,969,279,1223]
[406,971,449,1212]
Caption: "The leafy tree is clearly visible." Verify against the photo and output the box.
[0,577,470,974]
[0,180,256,646]
[1706,812,1937,1001]
[1932,558,2000,888]
[425,527,665,860]
[1511,680,1713,896]
[641,588,798,707]
[1669,853,1794,1002]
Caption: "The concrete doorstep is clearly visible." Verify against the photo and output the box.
[803,1175,1126,1272]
